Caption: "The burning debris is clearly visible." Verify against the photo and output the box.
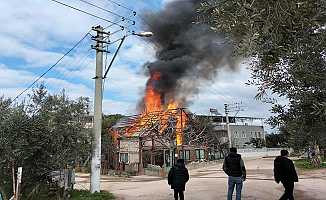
[112,108,188,146]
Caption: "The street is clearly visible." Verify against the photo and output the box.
[76,158,326,200]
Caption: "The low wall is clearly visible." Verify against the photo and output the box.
[144,164,169,177]
[238,148,291,158]
[140,148,291,177]
[186,160,222,170]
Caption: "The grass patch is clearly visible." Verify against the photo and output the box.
[295,159,326,170]
[70,190,115,200]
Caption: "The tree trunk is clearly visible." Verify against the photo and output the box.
[313,143,321,167]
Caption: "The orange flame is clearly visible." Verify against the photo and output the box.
[122,71,187,145]
[144,72,161,113]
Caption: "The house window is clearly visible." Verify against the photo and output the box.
[180,150,190,160]
[120,153,128,163]
[242,131,246,138]
[234,131,238,138]
[184,150,190,161]
[258,132,261,138]
[255,132,257,138]
[196,149,205,160]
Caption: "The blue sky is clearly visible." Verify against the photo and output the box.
[0,0,284,132]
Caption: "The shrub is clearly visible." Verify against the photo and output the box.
[70,190,115,200]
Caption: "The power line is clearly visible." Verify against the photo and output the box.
[105,0,136,13]
[76,0,135,23]
[11,31,91,104]
[56,48,93,77]
[49,0,124,28]
[109,23,135,36]
[102,45,109,98]
[104,12,136,30]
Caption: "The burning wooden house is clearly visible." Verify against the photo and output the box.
[107,70,228,175]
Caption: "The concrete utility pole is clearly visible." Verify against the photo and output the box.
[224,104,232,148]
[90,25,109,193]
[89,26,152,192]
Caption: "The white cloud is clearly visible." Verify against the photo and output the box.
[0,0,111,46]
[189,65,272,119]
[103,99,136,115]
[0,0,134,67]
[0,64,92,100]
[0,64,36,88]
[0,34,64,67]
[45,78,93,99]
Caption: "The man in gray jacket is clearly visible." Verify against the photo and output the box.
[223,147,246,200]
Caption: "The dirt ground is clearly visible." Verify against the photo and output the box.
[76,158,326,200]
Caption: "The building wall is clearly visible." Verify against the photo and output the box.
[119,138,139,164]
[230,125,265,148]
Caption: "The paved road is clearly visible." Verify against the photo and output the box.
[76,158,326,200]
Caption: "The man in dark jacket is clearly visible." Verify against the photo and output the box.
[168,159,189,200]
[223,147,246,200]
[274,150,298,200]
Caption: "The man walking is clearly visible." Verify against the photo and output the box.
[168,159,189,200]
[274,150,298,200]
[223,147,246,200]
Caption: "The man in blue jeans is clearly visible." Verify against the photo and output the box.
[223,147,246,200]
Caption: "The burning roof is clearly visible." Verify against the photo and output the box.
[112,108,189,146]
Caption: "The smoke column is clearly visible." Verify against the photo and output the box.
[139,0,236,110]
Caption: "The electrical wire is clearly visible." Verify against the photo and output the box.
[104,12,136,30]
[76,0,134,23]
[56,48,93,77]
[109,23,134,36]
[107,37,125,45]
[101,1,137,31]
[49,0,124,28]
[103,20,136,44]
[102,45,109,98]
[11,31,92,104]
[105,0,136,13]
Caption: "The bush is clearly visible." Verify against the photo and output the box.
[295,159,326,170]
[0,87,92,199]
[70,190,115,200]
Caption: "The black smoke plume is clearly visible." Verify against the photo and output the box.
[140,0,235,109]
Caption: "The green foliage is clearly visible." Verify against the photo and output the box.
[0,85,92,199]
[101,114,124,153]
[101,115,124,165]
[294,159,326,170]
[265,133,288,148]
[245,137,266,148]
[70,190,115,200]
[199,0,326,150]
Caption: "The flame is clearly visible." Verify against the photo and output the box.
[112,129,120,144]
[120,71,187,146]
[144,72,162,113]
